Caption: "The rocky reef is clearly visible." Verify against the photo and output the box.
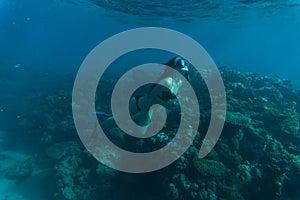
[19,67,300,200]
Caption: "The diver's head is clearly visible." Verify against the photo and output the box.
[165,57,190,81]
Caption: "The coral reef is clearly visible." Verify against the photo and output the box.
[20,67,300,200]
[46,141,83,160]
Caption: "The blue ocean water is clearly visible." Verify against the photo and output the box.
[1,0,300,84]
[0,0,300,199]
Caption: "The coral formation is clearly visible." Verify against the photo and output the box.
[20,67,300,200]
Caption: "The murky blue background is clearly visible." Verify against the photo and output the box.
[1,0,300,87]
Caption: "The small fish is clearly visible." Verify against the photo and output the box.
[15,64,21,68]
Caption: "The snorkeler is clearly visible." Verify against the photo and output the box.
[97,56,191,134]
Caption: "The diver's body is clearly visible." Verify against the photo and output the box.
[99,57,191,134]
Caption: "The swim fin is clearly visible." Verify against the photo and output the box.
[94,111,113,117]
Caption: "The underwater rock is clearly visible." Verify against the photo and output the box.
[231,129,244,150]
[239,130,267,161]
[192,158,226,178]
[46,141,83,160]
[226,111,252,127]
[166,183,179,200]
[54,155,93,200]
[5,158,34,180]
